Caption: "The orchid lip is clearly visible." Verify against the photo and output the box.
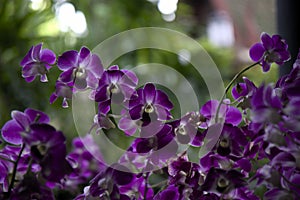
[74,67,86,78]
[175,125,186,136]
[37,144,48,156]
[219,137,230,148]
[144,103,154,113]
[37,64,48,75]
[108,83,120,94]
[179,170,187,176]
[217,177,229,188]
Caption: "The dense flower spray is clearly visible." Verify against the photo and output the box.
[1,32,300,200]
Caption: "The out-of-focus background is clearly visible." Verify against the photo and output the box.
[0,0,292,137]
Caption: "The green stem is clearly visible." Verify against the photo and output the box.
[7,144,26,196]
[34,114,41,123]
[215,62,259,123]
[25,158,33,174]
[107,114,122,118]
[222,96,244,106]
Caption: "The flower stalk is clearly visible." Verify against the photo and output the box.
[7,144,25,197]
[215,62,259,123]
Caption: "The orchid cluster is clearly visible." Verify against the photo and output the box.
[1,32,299,200]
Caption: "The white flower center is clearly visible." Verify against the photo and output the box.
[144,103,154,113]
[75,67,86,78]
[108,83,119,94]
[175,125,186,136]
[219,137,230,148]
[217,177,229,188]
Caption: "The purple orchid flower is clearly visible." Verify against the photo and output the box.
[168,112,204,146]
[231,77,257,100]
[119,110,166,137]
[11,173,55,200]
[119,176,154,200]
[232,83,248,100]
[0,145,35,192]
[0,160,9,192]
[201,168,246,195]
[254,165,300,199]
[1,108,50,145]
[128,83,173,125]
[250,84,282,132]
[264,188,297,200]
[20,43,56,82]
[75,164,133,200]
[122,123,178,168]
[66,135,105,189]
[95,65,138,114]
[276,53,300,101]
[199,99,242,128]
[282,98,300,132]
[130,124,176,156]
[57,46,103,90]
[118,83,173,136]
[199,150,251,175]
[233,187,260,200]
[153,185,180,200]
[203,124,248,157]
[168,156,202,189]
[49,80,74,108]
[249,32,290,72]
[199,152,224,172]
[118,109,140,135]
[23,123,73,182]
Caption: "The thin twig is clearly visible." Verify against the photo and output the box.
[7,144,25,196]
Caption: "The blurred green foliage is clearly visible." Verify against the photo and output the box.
[0,0,54,121]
